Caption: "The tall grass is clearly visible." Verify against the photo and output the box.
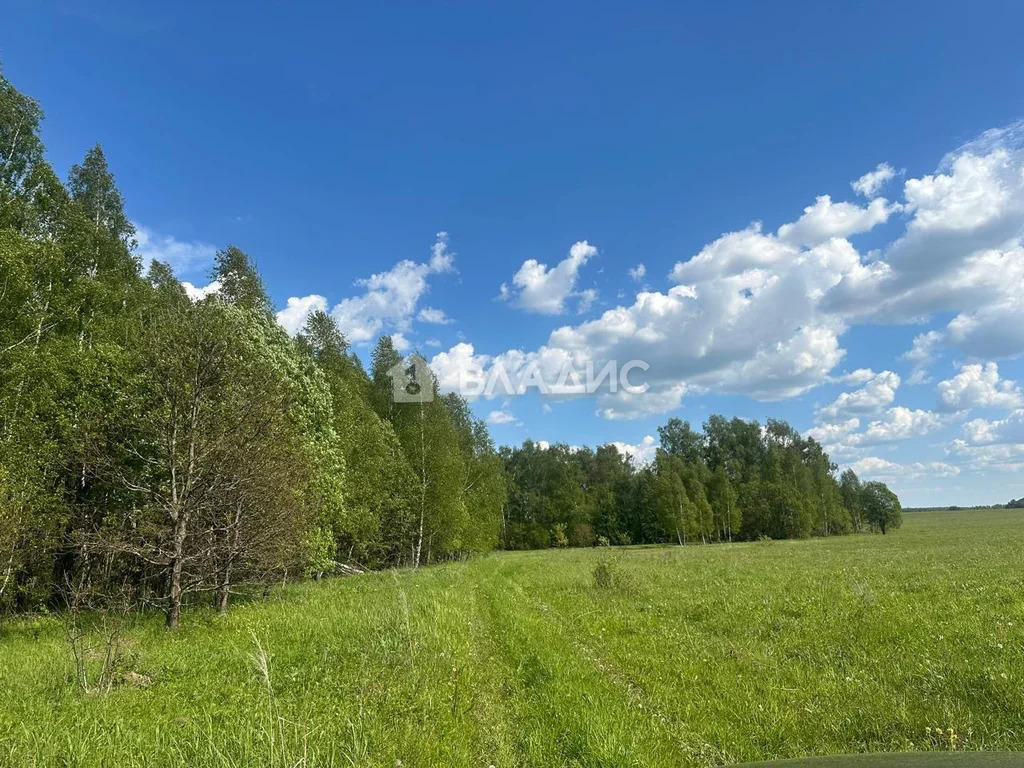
[0,510,1021,766]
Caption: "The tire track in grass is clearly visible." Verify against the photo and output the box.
[461,560,522,766]
[393,563,485,766]
[521,586,735,768]
[478,559,685,767]
[471,559,540,767]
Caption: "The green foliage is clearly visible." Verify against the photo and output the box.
[591,555,617,588]
[500,410,890,551]
[213,245,273,316]
[658,417,703,463]
[707,465,740,541]
[862,480,903,534]
[301,311,415,565]
[551,523,569,548]
[0,66,522,618]
[840,468,865,531]
[302,526,337,578]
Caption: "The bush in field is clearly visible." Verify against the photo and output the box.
[592,555,631,590]
[593,558,616,589]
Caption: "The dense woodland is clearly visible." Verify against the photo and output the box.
[500,418,902,550]
[0,71,901,628]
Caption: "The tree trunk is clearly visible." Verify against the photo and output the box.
[0,551,14,602]
[6,283,51,437]
[215,541,232,616]
[166,510,188,630]
[216,577,230,616]
[415,499,425,568]
[216,504,242,616]
[414,399,426,568]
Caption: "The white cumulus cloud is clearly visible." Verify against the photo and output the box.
[182,280,221,302]
[276,294,328,335]
[902,330,944,385]
[429,122,1024,424]
[611,435,658,466]
[777,195,896,247]
[276,232,456,340]
[861,407,943,443]
[958,409,1024,446]
[936,362,1023,413]
[501,241,599,315]
[487,408,521,426]
[817,370,900,422]
[850,456,959,480]
[851,162,898,198]
[390,332,411,353]
[134,223,217,277]
[417,307,452,324]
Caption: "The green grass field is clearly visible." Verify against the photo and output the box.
[1,510,1022,767]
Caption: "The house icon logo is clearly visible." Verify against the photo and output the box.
[386,354,434,403]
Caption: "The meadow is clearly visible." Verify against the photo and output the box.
[0,509,1021,767]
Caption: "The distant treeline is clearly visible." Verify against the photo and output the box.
[0,69,900,628]
[906,503,1023,512]
[500,419,901,550]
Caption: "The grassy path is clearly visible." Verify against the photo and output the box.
[0,510,1022,766]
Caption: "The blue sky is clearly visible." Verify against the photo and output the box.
[5,1,1024,506]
